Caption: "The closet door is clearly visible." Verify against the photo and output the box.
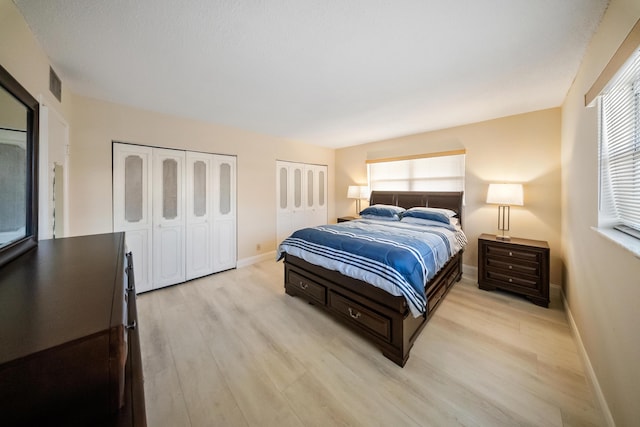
[153,148,186,288]
[312,165,328,226]
[318,165,328,225]
[304,165,328,227]
[291,163,307,233]
[305,166,316,227]
[212,155,236,272]
[186,152,214,280]
[113,143,153,293]
[276,161,292,243]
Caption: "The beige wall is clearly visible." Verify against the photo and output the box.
[561,1,640,425]
[0,87,27,130]
[69,94,335,261]
[336,108,562,283]
[0,0,71,122]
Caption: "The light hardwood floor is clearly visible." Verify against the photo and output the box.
[137,260,604,427]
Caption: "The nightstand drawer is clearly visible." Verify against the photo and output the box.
[485,244,541,262]
[328,291,391,342]
[484,270,540,290]
[485,257,540,276]
[287,271,326,304]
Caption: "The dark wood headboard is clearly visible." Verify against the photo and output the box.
[369,191,464,227]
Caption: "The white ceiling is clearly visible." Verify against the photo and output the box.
[14,0,609,148]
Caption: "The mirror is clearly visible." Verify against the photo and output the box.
[0,65,38,267]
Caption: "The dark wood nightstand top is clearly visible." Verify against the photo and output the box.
[478,233,549,249]
[337,216,360,223]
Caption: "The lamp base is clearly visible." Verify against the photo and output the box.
[496,235,511,241]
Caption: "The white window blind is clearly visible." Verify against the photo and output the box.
[367,152,465,193]
[599,47,640,233]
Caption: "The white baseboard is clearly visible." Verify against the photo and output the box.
[560,288,616,427]
[236,250,277,268]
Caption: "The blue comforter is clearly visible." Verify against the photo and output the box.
[277,219,467,317]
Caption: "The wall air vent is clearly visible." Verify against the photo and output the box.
[49,66,61,102]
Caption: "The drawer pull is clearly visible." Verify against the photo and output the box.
[126,320,137,330]
[299,281,308,290]
[509,278,513,283]
[508,265,513,269]
[126,285,135,292]
[509,252,513,256]
[348,308,361,319]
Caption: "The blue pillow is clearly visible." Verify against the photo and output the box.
[401,216,457,231]
[402,207,452,224]
[359,204,405,220]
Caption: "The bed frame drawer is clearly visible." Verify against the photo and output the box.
[328,291,391,342]
[286,270,326,304]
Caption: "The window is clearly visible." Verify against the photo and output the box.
[367,150,465,193]
[598,48,640,237]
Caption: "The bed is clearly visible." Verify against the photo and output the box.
[278,191,466,366]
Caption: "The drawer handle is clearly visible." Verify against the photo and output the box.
[126,320,137,330]
[509,278,513,283]
[348,308,361,319]
[508,265,513,270]
[126,285,135,292]
[298,281,308,290]
[509,252,513,256]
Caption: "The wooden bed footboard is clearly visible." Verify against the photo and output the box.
[283,250,463,367]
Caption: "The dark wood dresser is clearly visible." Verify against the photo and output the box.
[0,233,146,426]
[477,233,550,307]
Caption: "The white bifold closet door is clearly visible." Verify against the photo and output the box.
[212,156,237,272]
[185,151,214,280]
[153,148,186,288]
[113,144,154,292]
[305,165,327,227]
[276,161,305,243]
[113,143,236,293]
[276,160,327,243]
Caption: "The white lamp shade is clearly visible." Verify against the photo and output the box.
[358,186,370,200]
[347,185,360,199]
[347,185,370,200]
[486,183,524,206]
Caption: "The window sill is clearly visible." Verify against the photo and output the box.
[591,227,640,259]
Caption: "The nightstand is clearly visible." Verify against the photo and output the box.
[337,216,359,223]
[478,234,550,307]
